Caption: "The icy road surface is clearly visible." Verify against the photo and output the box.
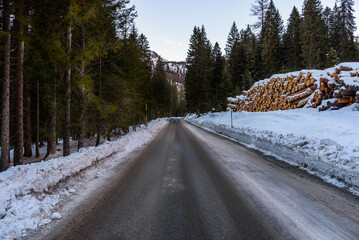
[39,119,359,240]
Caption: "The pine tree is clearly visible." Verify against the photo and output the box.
[329,3,341,52]
[151,57,168,117]
[301,0,327,69]
[337,0,357,61]
[323,7,332,41]
[228,40,247,94]
[283,7,303,71]
[262,0,283,77]
[210,42,224,111]
[225,22,240,57]
[240,25,256,89]
[252,41,263,83]
[137,33,152,69]
[250,0,269,32]
[219,63,232,110]
[185,26,212,114]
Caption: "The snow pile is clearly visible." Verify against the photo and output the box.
[186,108,359,195]
[0,119,168,240]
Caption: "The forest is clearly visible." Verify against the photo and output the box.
[0,0,180,172]
[185,0,359,114]
[0,0,358,172]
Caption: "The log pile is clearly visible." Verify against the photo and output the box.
[318,66,359,111]
[228,65,359,112]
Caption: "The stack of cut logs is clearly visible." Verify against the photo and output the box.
[228,66,359,112]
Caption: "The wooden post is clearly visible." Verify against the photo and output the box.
[231,107,233,128]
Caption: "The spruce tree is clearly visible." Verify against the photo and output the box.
[219,63,232,110]
[301,0,327,69]
[261,0,283,77]
[185,26,212,114]
[240,25,256,89]
[228,40,247,94]
[337,0,357,61]
[250,0,269,32]
[252,42,264,83]
[211,42,224,111]
[225,22,240,57]
[151,57,168,117]
[329,3,341,52]
[283,7,303,71]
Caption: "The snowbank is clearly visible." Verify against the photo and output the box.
[0,119,168,240]
[186,107,359,195]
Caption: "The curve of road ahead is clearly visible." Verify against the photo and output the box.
[46,119,359,240]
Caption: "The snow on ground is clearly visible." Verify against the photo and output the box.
[186,106,359,195]
[0,119,168,240]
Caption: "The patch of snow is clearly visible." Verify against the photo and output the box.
[0,119,168,240]
[50,212,61,220]
[186,110,359,195]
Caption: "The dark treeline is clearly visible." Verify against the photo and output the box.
[0,0,180,171]
[185,0,358,114]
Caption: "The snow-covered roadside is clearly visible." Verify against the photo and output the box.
[0,119,168,240]
[186,106,359,196]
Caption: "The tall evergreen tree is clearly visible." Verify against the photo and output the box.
[324,6,340,66]
[283,7,303,71]
[225,22,240,57]
[250,0,269,32]
[337,0,357,61]
[329,3,341,51]
[240,25,256,89]
[210,42,224,110]
[152,57,166,116]
[323,7,332,41]
[301,0,327,68]
[185,26,212,114]
[261,0,283,77]
[228,40,247,94]
[219,63,232,110]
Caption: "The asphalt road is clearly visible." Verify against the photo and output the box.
[44,119,359,240]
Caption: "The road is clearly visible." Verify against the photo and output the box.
[43,119,359,240]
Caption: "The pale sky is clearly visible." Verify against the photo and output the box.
[130,0,359,61]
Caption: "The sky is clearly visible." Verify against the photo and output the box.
[130,0,359,61]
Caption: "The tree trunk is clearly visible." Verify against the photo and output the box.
[96,125,101,147]
[23,85,32,157]
[36,79,40,158]
[14,3,24,166]
[1,0,11,171]
[63,11,72,157]
[78,30,86,151]
[44,84,57,160]
[96,55,102,147]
